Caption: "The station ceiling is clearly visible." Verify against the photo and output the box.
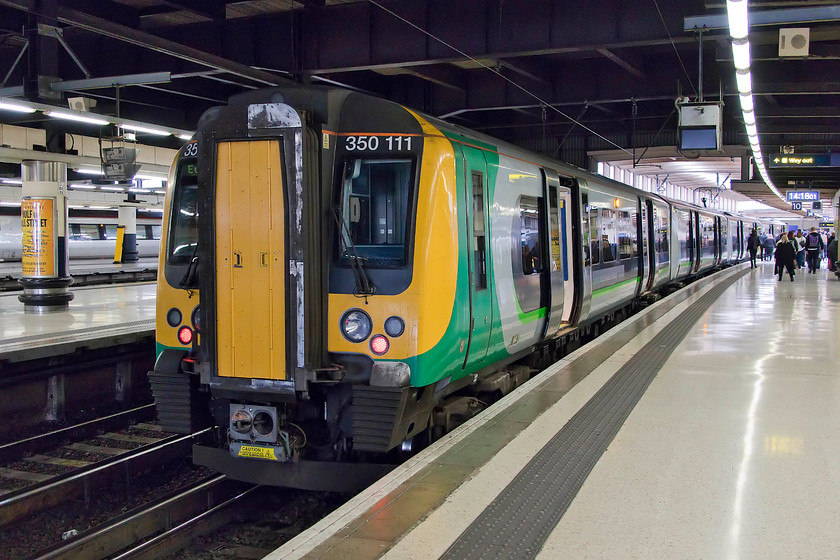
[0,0,837,217]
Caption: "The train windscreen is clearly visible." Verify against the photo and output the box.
[169,160,199,264]
[336,158,414,268]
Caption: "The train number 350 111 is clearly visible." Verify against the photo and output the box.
[344,135,413,151]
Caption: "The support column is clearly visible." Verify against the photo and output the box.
[18,160,74,311]
[117,205,138,263]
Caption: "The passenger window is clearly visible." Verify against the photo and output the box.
[600,209,616,262]
[472,172,487,290]
[518,196,542,275]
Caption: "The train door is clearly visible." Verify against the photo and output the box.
[688,211,696,273]
[541,170,568,336]
[462,146,492,369]
[215,140,288,381]
[640,198,655,293]
[559,184,575,323]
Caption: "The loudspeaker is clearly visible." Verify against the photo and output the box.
[779,28,810,57]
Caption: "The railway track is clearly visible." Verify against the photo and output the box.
[27,475,257,560]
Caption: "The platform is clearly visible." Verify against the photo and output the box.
[0,257,158,278]
[272,261,840,560]
[0,283,155,362]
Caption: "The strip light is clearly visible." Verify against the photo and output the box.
[0,101,36,113]
[46,110,110,126]
[120,123,171,136]
[726,0,784,202]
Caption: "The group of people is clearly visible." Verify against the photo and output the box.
[746,227,838,281]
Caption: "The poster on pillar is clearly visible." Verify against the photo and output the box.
[21,197,56,277]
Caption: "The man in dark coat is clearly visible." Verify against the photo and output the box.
[775,233,796,281]
[804,227,825,274]
[747,229,760,268]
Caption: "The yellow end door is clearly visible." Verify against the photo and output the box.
[215,140,287,380]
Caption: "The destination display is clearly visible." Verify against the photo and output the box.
[786,191,819,202]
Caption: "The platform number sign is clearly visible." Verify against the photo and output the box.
[791,201,803,211]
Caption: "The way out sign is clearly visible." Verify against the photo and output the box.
[21,197,56,277]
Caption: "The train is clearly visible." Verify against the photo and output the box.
[149,86,785,492]
[0,207,161,261]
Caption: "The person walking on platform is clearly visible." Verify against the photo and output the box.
[805,227,825,273]
[775,233,796,281]
[761,232,774,262]
[747,229,760,268]
[794,230,807,268]
[828,233,838,274]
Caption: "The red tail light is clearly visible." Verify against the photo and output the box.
[370,334,389,355]
[177,326,194,345]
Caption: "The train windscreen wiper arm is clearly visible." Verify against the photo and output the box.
[331,207,375,297]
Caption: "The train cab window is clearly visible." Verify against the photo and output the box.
[589,210,599,265]
[337,158,414,268]
[168,160,199,264]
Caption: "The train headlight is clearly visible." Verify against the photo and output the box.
[370,334,389,355]
[231,409,253,434]
[166,308,182,327]
[384,316,405,337]
[340,309,372,342]
[191,305,201,332]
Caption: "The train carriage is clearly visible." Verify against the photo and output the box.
[150,86,751,491]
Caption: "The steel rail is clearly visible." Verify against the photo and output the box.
[31,476,257,560]
[0,404,157,463]
[0,429,210,526]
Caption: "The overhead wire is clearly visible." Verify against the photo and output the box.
[366,0,633,156]
[652,0,698,98]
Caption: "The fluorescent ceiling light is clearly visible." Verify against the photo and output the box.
[732,40,751,70]
[745,123,758,137]
[727,0,749,40]
[153,190,166,195]
[68,184,97,189]
[735,70,752,94]
[739,93,754,112]
[1,178,22,184]
[87,205,112,209]
[0,101,35,113]
[0,201,20,206]
[743,110,756,126]
[46,110,110,126]
[121,123,170,136]
[76,167,104,175]
[129,188,151,193]
[99,186,125,191]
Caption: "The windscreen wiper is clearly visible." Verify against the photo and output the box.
[178,242,199,292]
[331,206,375,298]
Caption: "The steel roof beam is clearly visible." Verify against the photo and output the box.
[0,0,286,87]
[685,5,840,31]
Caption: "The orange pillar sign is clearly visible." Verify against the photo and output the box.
[21,197,56,277]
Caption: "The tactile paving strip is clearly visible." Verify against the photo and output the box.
[442,269,749,560]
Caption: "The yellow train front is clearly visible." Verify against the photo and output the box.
[150,87,468,491]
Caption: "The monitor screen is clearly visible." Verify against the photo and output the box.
[680,127,718,150]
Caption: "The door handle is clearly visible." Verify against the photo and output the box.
[260,252,269,267]
[233,251,243,268]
